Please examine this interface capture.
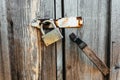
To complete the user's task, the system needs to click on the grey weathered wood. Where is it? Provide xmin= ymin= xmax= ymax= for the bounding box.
xmin=0 ymin=0 xmax=12 ymax=80
xmin=0 ymin=0 xmax=60 ymax=80
xmin=56 ymin=0 xmax=63 ymax=80
xmin=7 ymin=0 xmax=41 ymax=80
xmin=0 ymin=23 xmax=4 ymax=80
xmin=110 ymin=0 xmax=120 ymax=79
xmin=8 ymin=0 xmax=57 ymax=80
xmin=0 ymin=0 xmax=115 ymax=80
xmin=0 ymin=41 xmax=3 ymax=80
xmin=39 ymin=0 xmax=56 ymax=80
xmin=64 ymin=0 xmax=108 ymax=80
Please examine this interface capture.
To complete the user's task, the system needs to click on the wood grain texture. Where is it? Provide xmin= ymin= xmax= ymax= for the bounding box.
xmin=0 ymin=0 xmax=115 ymax=80
xmin=0 ymin=0 xmax=61 ymax=80
xmin=39 ymin=0 xmax=56 ymax=80
xmin=7 ymin=0 xmax=41 ymax=80
xmin=7 ymin=0 xmax=57 ymax=80
xmin=64 ymin=0 xmax=109 ymax=80
xmin=55 ymin=0 xmax=63 ymax=80
xmin=110 ymin=0 xmax=120 ymax=79
xmin=0 ymin=0 xmax=12 ymax=80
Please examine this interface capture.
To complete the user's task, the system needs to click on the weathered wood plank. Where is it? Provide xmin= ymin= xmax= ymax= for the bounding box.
xmin=0 ymin=0 xmax=12 ymax=80
xmin=38 ymin=0 xmax=56 ymax=80
xmin=64 ymin=0 xmax=108 ymax=80
xmin=110 ymin=0 xmax=120 ymax=79
xmin=0 ymin=23 xmax=4 ymax=80
xmin=55 ymin=0 xmax=63 ymax=80
xmin=8 ymin=0 xmax=41 ymax=80
xmin=6 ymin=0 xmax=59 ymax=80
xmin=0 ymin=20 xmax=4 ymax=80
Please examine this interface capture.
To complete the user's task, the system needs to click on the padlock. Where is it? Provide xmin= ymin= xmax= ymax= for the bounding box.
xmin=40 ymin=20 xmax=63 ymax=46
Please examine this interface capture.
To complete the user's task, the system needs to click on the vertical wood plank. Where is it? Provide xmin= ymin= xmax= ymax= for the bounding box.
xmin=8 ymin=0 xmax=41 ymax=80
xmin=6 ymin=0 xmax=58 ymax=80
xmin=64 ymin=0 xmax=108 ymax=80
xmin=38 ymin=0 xmax=57 ymax=80
xmin=110 ymin=0 xmax=120 ymax=79
xmin=0 ymin=0 xmax=12 ymax=80
xmin=0 ymin=43 xmax=3 ymax=80
xmin=55 ymin=0 xmax=63 ymax=80
xmin=0 ymin=23 xmax=4 ymax=80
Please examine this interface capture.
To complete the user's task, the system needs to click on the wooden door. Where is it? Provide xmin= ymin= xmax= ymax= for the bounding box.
xmin=0 ymin=0 xmax=120 ymax=80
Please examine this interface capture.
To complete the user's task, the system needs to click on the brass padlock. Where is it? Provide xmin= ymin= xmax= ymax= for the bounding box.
xmin=40 ymin=20 xmax=63 ymax=46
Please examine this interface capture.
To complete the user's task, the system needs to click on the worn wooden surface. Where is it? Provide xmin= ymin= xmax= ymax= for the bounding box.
xmin=0 ymin=0 xmax=63 ymax=80
xmin=0 ymin=0 xmax=12 ymax=80
xmin=83 ymin=46 xmax=109 ymax=76
xmin=1 ymin=0 xmax=120 ymax=80
xmin=64 ymin=0 xmax=109 ymax=80
xmin=7 ymin=0 xmax=41 ymax=79
xmin=39 ymin=0 xmax=57 ymax=80
xmin=110 ymin=0 xmax=120 ymax=80
xmin=55 ymin=0 xmax=63 ymax=80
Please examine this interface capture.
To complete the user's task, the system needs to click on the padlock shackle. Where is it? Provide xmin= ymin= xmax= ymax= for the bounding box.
xmin=40 ymin=20 xmax=56 ymax=35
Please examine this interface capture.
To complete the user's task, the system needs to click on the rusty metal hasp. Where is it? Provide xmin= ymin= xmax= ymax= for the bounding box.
xmin=31 ymin=17 xmax=83 ymax=28
xmin=69 ymin=33 xmax=110 ymax=76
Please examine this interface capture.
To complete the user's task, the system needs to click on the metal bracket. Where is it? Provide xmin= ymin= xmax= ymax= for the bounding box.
xmin=69 ymin=33 xmax=110 ymax=76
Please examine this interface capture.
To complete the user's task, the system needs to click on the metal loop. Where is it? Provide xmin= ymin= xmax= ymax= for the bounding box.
xmin=40 ymin=20 xmax=57 ymax=35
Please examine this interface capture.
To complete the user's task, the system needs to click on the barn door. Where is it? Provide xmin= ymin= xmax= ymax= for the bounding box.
xmin=0 ymin=0 xmax=111 ymax=80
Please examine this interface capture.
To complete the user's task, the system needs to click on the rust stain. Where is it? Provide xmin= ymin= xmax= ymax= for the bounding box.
xmin=77 ymin=17 xmax=83 ymax=27
xmin=54 ymin=20 xmax=59 ymax=28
